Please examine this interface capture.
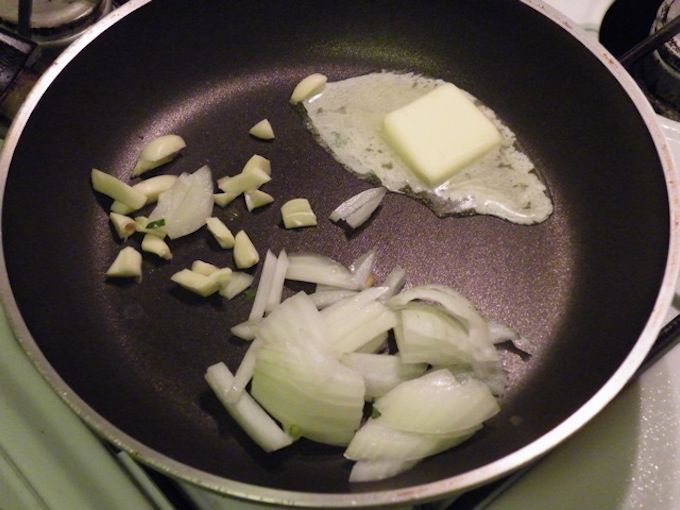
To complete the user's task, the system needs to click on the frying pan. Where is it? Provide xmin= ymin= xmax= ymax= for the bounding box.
xmin=1 ymin=0 xmax=679 ymax=507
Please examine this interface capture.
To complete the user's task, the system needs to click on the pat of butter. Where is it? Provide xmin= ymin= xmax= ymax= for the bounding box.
xmin=383 ymin=83 xmax=502 ymax=186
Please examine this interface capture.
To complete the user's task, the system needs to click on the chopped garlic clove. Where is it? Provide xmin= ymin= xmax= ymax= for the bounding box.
xmin=191 ymin=260 xmax=220 ymax=276
xmin=234 ymin=230 xmax=259 ymax=269
xmin=110 ymin=201 xmax=135 ymax=215
xmin=249 ymin=119 xmax=275 ymax=140
xmin=206 ymin=217 xmax=235 ymax=248
xmin=134 ymin=216 xmax=167 ymax=238
xmin=91 ymin=169 xmax=146 ymax=210
xmin=106 ymin=246 xmax=142 ymax=282
xmin=132 ymin=174 xmax=178 ymax=202
xmin=171 ymin=269 xmax=220 ymax=297
xmin=217 ymin=167 xmax=271 ymax=195
xmin=242 ymin=154 xmax=271 ymax=176
xmin=110 ymin=175 xmax=179 ymax=214
xmin=281 ymin=198 xmax=317 ymax=228
xmin=245 ymin=189 xmax=274 ymax=212
xmin=214 ymin=192 xmax=239 ymax=207
xmin=219 ymin=272 xmax=254 ymax=299
xmin=207 ymin=267 xmax=233 ymax=285
xmin=109 ymin=212 xmax=136 ymax=240
xmin=132 ymin=134 xmax=186 ymax=176
xmin=290 ymin=73 xmax=327 ymax=104
xmin=141 ymin=234 xmax=172 ymax=260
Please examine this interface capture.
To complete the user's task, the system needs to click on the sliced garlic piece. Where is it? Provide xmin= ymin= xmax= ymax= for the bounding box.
xmin=206 ymin=217 xmax=236 ymax=248
xmin=171 ymin=269 xmax=220 ymax=297
xmin=245 ymin=189 xmax=274 ymax=212
xmin=281 ymin=198 xmax=317 ymax=228
xmin=217 ymin=167 xmax=271 ymax=195
xmin=132 ymin=134 xmax=186 ymax=176
xmin=141 ymin=234 xmax=172 ymax=260
xmin=243 ymin=154 xmax=271 ymax=176
xmin=234 ymin=230 xmax=259 ymax=269
xmin=290 ymin=73 xmax=327 ymax=104
xmin=249 ymin=119 xmax=275 ymax=140
xmin=133 ymin=216 xmax=167 ymax=238
xmin=191 ymin=260 xmax=220 ymax=276
xmin=91 ymin=169 xmax=146 ymax=210
xmin=214 ymin=192 xmax=239 ymax=207
xmin=105 ymin=246 xmax=142 ymax=282
xmin=219 ymin=272 xmax=254 ymax=299
xmin=109 ymin=212 xmax=136 ymax=240
xmin=110 ymin=174 xmax=179 ymax=214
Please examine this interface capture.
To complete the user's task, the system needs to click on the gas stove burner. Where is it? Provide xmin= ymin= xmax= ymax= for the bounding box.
xmin=0 ymin=0 xmax=112 ymax=47
xmin=600 ymin=0 xmax=680 ymax=120
xmin=638 ymin=0 xmax=680 ymax=120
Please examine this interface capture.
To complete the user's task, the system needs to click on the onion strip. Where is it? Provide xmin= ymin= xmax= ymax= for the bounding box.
xmin=205 ymin=362 xmax=294 ymax=452
xmin=330 ymin=187 xmax=387 ymax=229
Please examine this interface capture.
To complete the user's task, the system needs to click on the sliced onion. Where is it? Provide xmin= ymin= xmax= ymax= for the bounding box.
xmin=345 ymin=419 xmax=479 ymax=462
xmin=349 ymin=459 xmax=419 ymax=483
xmin=349 ymin=249 xmax=376 ymax=289
xmin=355 ymin=332 xmax=388 ymax=354
xmin=252 ymin=293 xmax=365 ymax=445
xmin=148 ymin=165 xmax=214 ymax=239
xmin=388 ymin=285 xmax=497 ymax=365
xmin=373 ymin=369 xmax=500 ymax=435
xmin=378 ymin=266 xmax=406 ymax=302
xmin=205 ymin=362 xmax=294 ymax=452
xmin=230 ymin=319 xmax=260 ymax=341
xmin=321 ymin=287 xmax=396 ymax=353
xmin=489 ymin=320 xmax=536 ymax=355
xmin=341 ymin=353 xmax=427 ymax=399
xmin=225 ymin=339 xmax=262 ymax=403
xmin=309 ymin=289 xmax=358 ymax=309
xmin=249 ymin=250 xmax=278 ymax=321
xmin=394 ymin=302 xmax=491 ymax=366
xmin=330 ymin=187 xmax=387 ymax=229
xmin=285 ymin=253 xmax=361 ymax=290
xmin=264 ymin=249 xmax=288 ymax=313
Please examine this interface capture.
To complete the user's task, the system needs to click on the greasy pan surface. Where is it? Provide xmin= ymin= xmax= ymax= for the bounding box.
xmin=0 ymin=0 xmax=675 ymax=505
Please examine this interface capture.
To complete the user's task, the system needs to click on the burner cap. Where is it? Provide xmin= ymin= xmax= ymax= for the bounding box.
xmin=0 ymin=0 xmax=111 ymax=46
xmin=636 ymin=0 xmax=680 ymax=119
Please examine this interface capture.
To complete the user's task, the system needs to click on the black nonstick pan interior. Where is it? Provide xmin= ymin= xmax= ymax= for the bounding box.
xmin=0 ymin=0 xmax=673 ymax=504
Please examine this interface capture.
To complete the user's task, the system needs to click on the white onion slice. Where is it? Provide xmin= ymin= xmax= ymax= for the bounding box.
xmin=264 ymin=250 xmax=288 ymax=313
xmin=349 ymin=459 xmax=419 ymax=483
xmin=148 ymin=165 xmax=214 ymax=239
xmin=252 ymin=293 xmax=365 ymax=445
xmin=388 ymin=285 xmax=497 ymax=365
xmin=373 ymin=369 xmax=500 ymax=435
xmin=378 ymin=266 xmax=406 ymax=302
xmin=321 ymin=287 xmax=396 ymax=353
xmin=249 ymin=250 xmax=278 ymax=321
xmin=309 ymin=289 xmax=358 ymax=309
xmin=225 ymin=339 xmax=262 ymax=403
xmin=394 ymin=303 xmax=488 ymax=366
xmin=345 ymin=419 xmax=478 ymax=462
xmin=489 ymin=320 xmax=536 ymax=355
xmin=341 ymin=353 xmax=427 ymax=399
xmin=205 ymin=362 xmax=294 ymax=452
xmin=349 ymin=250 xmax=376 ymax=289
xmin=230 ymin=319 xmax=260 ymax=341
xmin=285 ymin=253 xmax=361 ymax=289
xmin=330 ymin=187 xmax=387 ymax=229
xmin=355 ymin=332 xmax=388 ymax=354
